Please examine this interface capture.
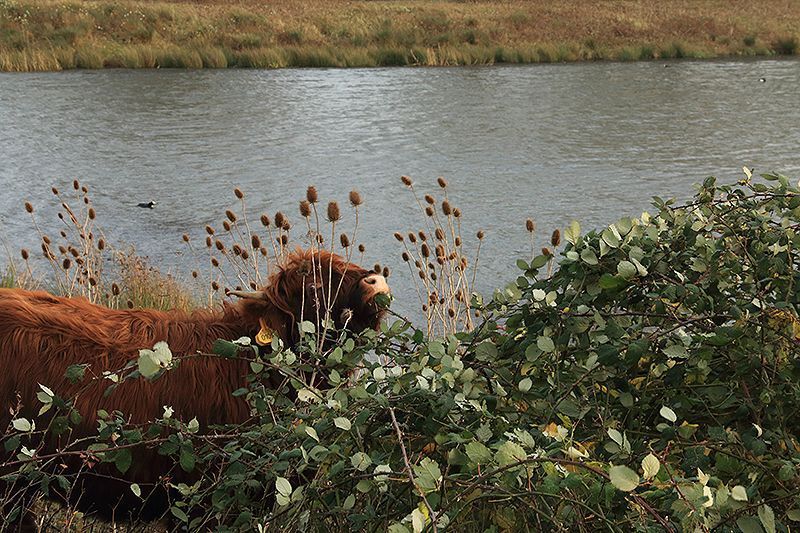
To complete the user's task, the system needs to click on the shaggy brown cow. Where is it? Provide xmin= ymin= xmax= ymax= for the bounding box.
xmin=0 ymin=248 xmax=389 ymax=529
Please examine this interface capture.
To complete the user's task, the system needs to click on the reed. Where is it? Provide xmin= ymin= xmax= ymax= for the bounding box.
xmin=1 ymin=0 xmax=798 ymax=71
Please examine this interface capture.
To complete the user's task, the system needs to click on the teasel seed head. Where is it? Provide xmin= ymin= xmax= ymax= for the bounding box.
xmin=453 ymin=208 xmax=461 ymax=218
xmin=455 ymin=236 xmax=462 ymax=246
xmin=225 ymin=210 xmax=237 ymax=223
xmin=435 ymin=228 xmax=445 ymax=240
xmin=435 ymin=244 xmax=445 ymax=257
xmin=340 ymin=233 xmax=350 ymax=248
xmin=437 ymin=177 xmax=448 ymax=189
xmin=306 ymin=186 xmax=318 ymax=204
xmin=424 ymin=194 xmax=435 ymax=205
xmin=211 ymin=281 xmax=219 ymax=291
xmin=401 ymin=175 xmax=413 ymax=187
xmin=127 ymin=300 xmax=134 ymax=309
xmin=58 ymin=245 xmax=67 ymax=255
xmin=88 ymin=277 xmax=97 ymax=287
xmin=24 ymin=202 xmax=33 ymax=214
xmin=51 ymin=187 xmax=59 ymax=195
xmin=477 ymin=230 xmax=485 ymax=240
xmin=425 ymin=206 xmax=434 ymax=217
xmin=81 ymin=186 xmax=88 ymax=194
xmin=280 ymin=235 xmax=288 ymax=246
xmin=251 ymin=235 xmax=261 ymax=249
xmin=421 ymin=243 xmax=430 ymax=258
xmin=234 ymin=187 xmax=244 ymax=200
xmin=260 ymin=247 xmax=267 ymax=256
xmin=281 ymin=220 xmax=290 ymax=231
xmin=418 ymin=231 xmax=427 ymax=241
xmin=327 ymin=202 xmax=340 ymax=222
xmin=69 ymin=247 xmax=79 ymax=258
xmin=260 ymin=214 xmax=270 ymax=227
xmin=191 ymin=271 xmax=198 ymax=279
xmin=249 ymin=281 xmax=257 ymax=290
xmin=358 ymin=244 xmax=365 ymax=253
xmin=382 ymin=266 xmax=390 ymax=278
xmin=215 ymin=240 xmax=225 ymax=251
xmin=58 ymin=213 xmax=64 ymax=220
xmin=83 ymin=197 xmax=89 ymax=205
xmin=223 ymin=220 xmax=232 ymax=232
xmin=211 ymin=257 xmax=220 ymax=267
xmin=431 ymin=271 xmax=438 ymax=280
xmin=299 ymin=200 xmax=311 ymax=218
xmin=436 ymin=257 xmax=444 ymax=266
xmin=42 ymin=235 xmax=51 ymax=245
xmin=414 ymin=260 xmax=421 ymax=268
xmin=205 ymin=236 xmax=212 ymax=248
xmin=401 ymin=251 xmax=410 ymax=262
xmin=418 ymin=270 xmax=426 ymax=280
xmin=349 ymin=190 xmax=362 ymax=207
xmin=393 ymin=232 xmax=404 ymax=242
xmin=232 ymin=244 xmax=242 ymax=256
xmin=97 ymin=239 xmax=105 ymax=251
xmin=316 ymin=234 xmax=324 ymax=244
xmin=551 ymin=229 xmax=561 ymax=247
xmin=73 ymin=180 xmax=79 ymax=190
xmin=60 ymin=231 xmax=66 ymax=238
xmin=241 ymin=250 xmax=249 ymax=260
xmin=422 ymin=304 xmax=428 ymax=312
xmin=274 ymin=212 xmax=285 ymax=228
xmin=408 ymin=233 xmax=417 ymax=243
xmin=442 ymin=200 xmax=452 ymax=216
xmin=526 ymin=218 xmax=536 ymax=233
xmin=448 ymin=308 xmax=455 ymax=318
xmin=182 ymin=234 xmax=189 ymax=243
xmin=111 ymin=283 xmax=120 ymax=295
xmin=542 ymin=247 xmax=552 ymax=257
xmin=20 ymin=249 xmax=29 ymax=260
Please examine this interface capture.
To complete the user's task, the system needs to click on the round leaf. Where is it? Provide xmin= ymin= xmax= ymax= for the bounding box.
xmin=609 ymin=465 xmax=639 ymax=492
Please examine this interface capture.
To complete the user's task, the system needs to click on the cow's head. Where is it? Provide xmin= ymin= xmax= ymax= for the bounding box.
xmin=231 ymin=249 xmax=390 ymax=344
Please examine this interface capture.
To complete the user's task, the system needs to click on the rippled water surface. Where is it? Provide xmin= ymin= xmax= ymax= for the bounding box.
xmin=1 ymin=60 xmax=799 ymax=317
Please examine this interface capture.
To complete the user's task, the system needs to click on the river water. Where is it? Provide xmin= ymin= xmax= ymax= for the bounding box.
xmin=1 ymin=59 xmax=799 ymax=318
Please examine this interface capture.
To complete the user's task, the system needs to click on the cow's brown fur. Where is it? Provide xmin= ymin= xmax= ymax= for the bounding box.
xmin=0 ymin=249 xmax=385 ymax=527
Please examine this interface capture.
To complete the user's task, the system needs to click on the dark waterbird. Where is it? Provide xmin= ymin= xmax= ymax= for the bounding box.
xmin=136 ymin=200 xmax=156 ymax=209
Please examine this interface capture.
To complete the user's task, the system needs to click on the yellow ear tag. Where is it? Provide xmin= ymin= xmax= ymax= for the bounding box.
xmin=255 ymin=318 xmax=274 ymax=346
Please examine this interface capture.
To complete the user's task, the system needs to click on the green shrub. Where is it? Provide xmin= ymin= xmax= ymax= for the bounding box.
xmin=3 ymin=176 xmax=800 ymax=531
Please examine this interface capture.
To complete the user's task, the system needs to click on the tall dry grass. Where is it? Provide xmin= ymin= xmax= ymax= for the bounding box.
xmin=0 ymin=0 xmax=797 ymax=71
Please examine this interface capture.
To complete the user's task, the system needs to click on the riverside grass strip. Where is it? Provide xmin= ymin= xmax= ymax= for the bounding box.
xmin=0 ymin=0 xmax=798 ymax=71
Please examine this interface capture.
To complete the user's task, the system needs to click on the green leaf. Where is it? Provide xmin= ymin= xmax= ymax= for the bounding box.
xmin=465 ymin=441 xmax=492 ymax=464
xmin=663 ymin=344 xmax=688 ymax=359
xmin=130 ymin=483 xmax=142 ymax=498
xmin=334 ymin=417 xmax=352 ymax=431
xmin=617 ymin=260 xmax=637 ymax=279
xmin=496 ymin=440 xmax=527 ymax=466
xmin=601 ymin=228 xmax=621 ymax=248
xmin=186 ymin=417 xmax=199 ymax=434
xmin=641 ymin=453 xmax=660 ymax=480
xmin=731 ymin=485 xmax=748 ymax=501
xmin=179 ymin=446 xmax=195 ymax=472
xmin=565 ymin=220 xmax=581 ymax=245
xmin=115 ymin=448 xmax=132 ymax=474
xmin=343 ymin=494 xmax=356 ymax=510
xmin=300 ymin=321 xmax=316 ymax=334
xmin=518 ymin=377 xmax=532 ymax=393
xmin=758 ymin=504 xmax=775 ymax=533
xmin=531 ymin=255 xmax=549 ymax=269
xmin=170 ymin=506 xmax=188 ymax=523
xmin=580 ymin=248 xmax=599 ymax=265
xmin=412 ymin=458 xmax=441 ymax=493
xmin=516 ymin=259 xmax=529 ymax=270
xmin=12 ymin=418 xmax=31 ymax=432
xmin=305 ymin=426 xmax=320 ymax=442
xmin=609 ymin=465 xmax=639 ymax=492
xmin=736 ymin=516 xmax=763 ymax=533
xmin=659 ymin=406 xmax=677 ymax=423
xmin=787 ymin=509 xmax=800 ymax=521
xmin=351 ymin=452 xmax=372 ymax=471
xmin=275 ymin=477 xmax=292 ymax=497
xmin=537 ymin=336 xmax=555 ymax=353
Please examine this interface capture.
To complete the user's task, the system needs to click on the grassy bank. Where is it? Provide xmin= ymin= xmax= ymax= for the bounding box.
xmin=0 ymin=0 xmax=798 ymax=71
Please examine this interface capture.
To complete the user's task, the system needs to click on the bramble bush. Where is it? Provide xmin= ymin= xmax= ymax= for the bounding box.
xmin=3 ymin=174 xmax=800 ymax=532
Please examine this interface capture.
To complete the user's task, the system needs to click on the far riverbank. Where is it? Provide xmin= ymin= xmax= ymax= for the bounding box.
xmin=1 ymin=0 xmax=798 ymax=71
